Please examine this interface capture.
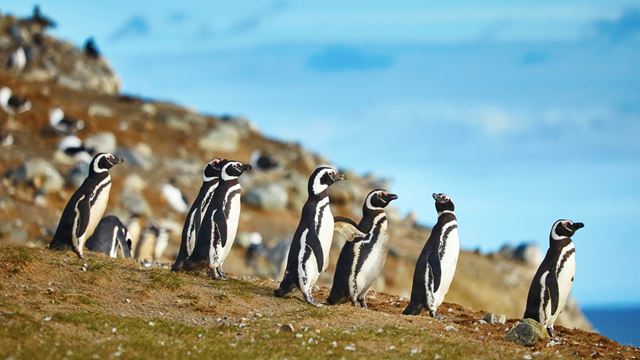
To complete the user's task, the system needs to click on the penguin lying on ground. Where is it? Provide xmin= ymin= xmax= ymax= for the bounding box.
xmin=184 ymin=160 xmax=252 ymax=279
xmin=85 ymin=216 xmax=133 ymax=258
xmin=327 ymin=189 xmax=398 ymax=308
xmin=274 ymin=166 xmax=345 ymax=306
xmin=172 ymin=159 xmax=223 ymax=271
xmin=524 ymin=219 xmax=584 ymax=338
xmin=49 ymin=107 xmax=85 ymax=135
xmin=404 ymin=193 xmax=460 ymax=319
xmin=49 ymin=153 xmax=123 ymax=259
xmin=5 ymin=47 xmax=27 ymax=72
xmin=162 ymin=178 xmax=189 ymax=214
xmin=0 ymin=87 xmax=31 ymax=115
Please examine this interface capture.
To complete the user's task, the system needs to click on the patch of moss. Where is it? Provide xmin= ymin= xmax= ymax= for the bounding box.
xmin=147 ymin=268 xmax=184 ymax=290
xmin=0 ymin=246 xmax=33 ymax=273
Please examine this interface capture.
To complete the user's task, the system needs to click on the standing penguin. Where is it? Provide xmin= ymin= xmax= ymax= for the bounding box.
xmin=274 ymin=166 xmax=345 ymax=306
xmin=85 ymin=216 xmax=133 ymax=258
xmin=172 ymin=158 xmax=222 ymax=271
xmin=184 ymin=160 xmax=252 ymax=279
xmin=49 ymin=153 xmax=123 ymax=259
xmin=327 ymin=189 xmax=398 ymax=307
xmin=403 ymin=193 xmax=460 ymax=318
xmin=524 ymin=219 xmax=584 ymax=337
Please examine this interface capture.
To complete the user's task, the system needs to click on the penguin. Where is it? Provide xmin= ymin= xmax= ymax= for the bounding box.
xmin=524 ymin=219 xmax=584 ymax=338
xmin=172 ymin=158 xmax=223 ymax=271
xmin=5 ymin=47 xmax=27 ymax=72
xmin=0 ymin=87 xmax=31 ymax=115
xmin=274 ymin=166 xmax=345 ymax=306
xmin=85 ymin=216 xmax=133 ymax=258
xmin=403 ymin=193 xmax=460 ymax=318
xmin=49 ymin=153 xmax=123 ymax=259
xmin=30 ymin=5 xmax=57 ymax=29
xmin=153 ymin=226 xmax=170 ymax=262
xmin=58 ymin=135 xmax=95 ymax=163
xmin=126 ymin=214 xmax=143 ymax=256
xmin=162 ymin=178 xmax=189 ymax=213
xmin=49 ymin=107 xmax=85 ymax=134
xmin=250 ymin=151 xmax=279 ymax=171
xmin=184 ymin=160 xmax=252 ymax=279
xmin=84 ymin=37 xmax=100 ymax=59
xmin=135 ymin=223 xmax=158 ymax=262
xmin=327 ymin=189 xmax=398 ymax=308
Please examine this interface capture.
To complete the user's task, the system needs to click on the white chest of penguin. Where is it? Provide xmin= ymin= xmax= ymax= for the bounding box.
xmin=86 ymin=178 xmax=112 ymax=237
xmin=316 ymin=197 xmax=334 ymax=271
xmin=222 ymin=184 xmax=242 ymax=259
xmin=352 ymin=215 xmax=389 ymax=290
xmin=554 ymin=243 xmax=576 ymax=318
xmin=434 ymin=222 xmax=460 ymax=304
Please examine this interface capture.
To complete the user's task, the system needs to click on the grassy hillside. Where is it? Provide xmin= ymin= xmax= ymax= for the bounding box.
xmin=1 ymin=246 xmax=637 ymax=359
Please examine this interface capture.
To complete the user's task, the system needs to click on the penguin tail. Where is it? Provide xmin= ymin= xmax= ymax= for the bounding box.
xmin=274 ymin=274 xmax=297 ymax=298
xmin=182 ymin=257 xmax=206 ymax=272
xmin=171 ymin=260 xmax=183 ymax=272
xmin=402 ymin=301 xmax=424 ymax=316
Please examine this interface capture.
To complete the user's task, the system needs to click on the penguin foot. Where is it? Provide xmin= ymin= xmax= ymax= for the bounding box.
xmin=304 ymin=293 xmax=324 ymax=307
xmin=216 ymin=267 xmax=228 ymax=281
xmin=429 ymin=310 xmax=444 ymax=321
xmin=547 ymin=326 xmax=556 ymax=339
xmin=357 ymin=299 xmax=368 ymax=308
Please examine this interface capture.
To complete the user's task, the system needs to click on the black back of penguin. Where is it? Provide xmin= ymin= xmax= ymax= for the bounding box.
xmin=327 ymin=189 xmax=397 ymax=305
xmin=85 ymin=216 xmax=132 ymax=258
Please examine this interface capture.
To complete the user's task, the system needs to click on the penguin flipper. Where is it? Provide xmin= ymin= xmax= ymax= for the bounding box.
xmin=334 ymin=217 xmax=366 ymax=243
xmin=74 ymin=195 xmax=91 ymax=240
xmin=214 ymin=210 xmax=228 ymax=248
xmin=428 ymin=250 xmax=442 ymax=292
xmin=306 ymin=228 xmax=324 ymax=272
xmin=546 ymin=271 xmax=560 ymax=315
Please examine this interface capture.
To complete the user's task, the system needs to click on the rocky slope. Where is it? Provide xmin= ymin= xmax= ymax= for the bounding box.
xmin=0 ymin=11 xmax=590 ymax=333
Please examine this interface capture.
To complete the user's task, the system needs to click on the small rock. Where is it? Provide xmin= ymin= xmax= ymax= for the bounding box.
xmin=505 ymin=318 xmax=547 ymax=346
xmin=116 ymin=143 xmax=155 ymax=170
xmin=444 ymin=325 xmax=457 ymax=332
xmin=7 ymin=159 xmax=64 ymax=194
xmin=88 ymin=103 xmax=114 ymax=118
xmin=330 ymin=341 xmax=337 ymax=348
xmin=85 ymin=132 xmax=117 ymax=153
xmin=279 ymin=323 xmax=294 ymax=333
xmin=328 ymin=180 xmax=357 ymax=205
xmin=245 ymin=184 xmax=288 ymax=210
xmin=43 ymin=316 xmax=52 ymax=322
xmin=119 ymin=189 xmax=152 ymax=217
xmin=523 ymin=355 xmax=532 ymax=360
xmin=11 ymin=229 xmax=28 ymax=242
xmin=344 ymin=343 xmax=356 ymax=351
xmin=141 ymin=103 xmax=157 ymax=116
xmin=483 ymin=313 xmax=507 ymax=325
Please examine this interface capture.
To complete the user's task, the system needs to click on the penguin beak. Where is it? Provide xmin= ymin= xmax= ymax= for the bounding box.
xmin=332 ymin=172 xmax=346 ymax=182
xmin=432 ymin=193 xmax=439 ymax=201
xmin=571 ymin=222 xmax=584 ymax=231
xmin=112 ymin=157 xmax=124 ymax=165
xmin=387 ymin=193 xmax=398 ymax=202
xmin=242 ymin=163 xmax=252 ymax=172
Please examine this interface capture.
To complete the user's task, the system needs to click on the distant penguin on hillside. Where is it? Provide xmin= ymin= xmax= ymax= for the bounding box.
xmin=49 ymin=107 xmax=85 ymax=134
xmin=135 ymin=223 xmax=158 ymax=262
xmin=57 ymin=135 xmax=95 ymax=163
xmin=84 ymin=37 xmax=100 ymax=59
xmin=5 ymin=47 xmax=27 ymax=72
xmin=85 ymin=216 xmax=133 ymax=258
xmin=172 ymin=158 xmax=222 ymax=271
xmin=327 ymin=189 xmax=398 ymax=308
xmin=403 ymin=193 xmax=460 ymax=319
xmin=524 ymin=219 xmax=584 ymax=338
xmin=274 ymin=166 xmax=345 ymax=306
xmin=49 ymin=153 xmax=123 ymax=259
xmin=184 ymin=160 xmax=252 ymax=279
xmin=30 ymin=5 xmax=57 ymax=29
xmin=0 ymin=87 xmax=31 ymax=115
xmin=162 ymin=178 xmax=189 ymax=214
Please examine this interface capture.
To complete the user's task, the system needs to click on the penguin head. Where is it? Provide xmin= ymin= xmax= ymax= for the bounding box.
xmin=433 ymin=193 xmax=455 ymax=213
xmin=308 ymin=165 xmax=345 ymax=196
xmin=551 ymin=219 xmax=584 ymax=240
xmin=89 ymin=153 xmax=123 ymax=175
xmin=202 ymin=158 xmax=223 ymax=182
xmin=365 ymin=189 xmax=398 ymax=211
xmin=220 ymin=160 xmax=252 ymax=181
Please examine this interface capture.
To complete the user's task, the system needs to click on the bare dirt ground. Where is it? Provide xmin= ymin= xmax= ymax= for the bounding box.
xmin=1 ymin=246 xmax=638 ymax=359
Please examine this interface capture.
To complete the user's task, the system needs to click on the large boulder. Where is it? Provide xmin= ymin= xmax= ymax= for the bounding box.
xmin=7 ymin=159 xmax=64 ymax=194
xmin=198 ymin=124 xmax=243 ymax=153
xmin=85 ymin=132 xmax=117 ymax=154
xmin=245 ymin=184 xmax=288 ymax=210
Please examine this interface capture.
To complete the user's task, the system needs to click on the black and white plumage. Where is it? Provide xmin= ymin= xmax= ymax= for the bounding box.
xmin=274 ymin=166 xmax=346 ymax=306
xmin=184 ymin=160 xmax=252 ymax=279
xmin=327 ymin=189 xmax=398 ymax=308
xmin=172 ymin=159 xmax=223 ymax=271
xmin=85 ymin=216 xmax=133 ymax=258
xmin=5 ymin=47 xmax=27 ymax=72
xmin=162 ymin=179 xmax=189 ymax=214
xmin=250 ymin=151 xmax=279 ymax=171
xmin=524 ymin=219 xmax=584 ymax=338
xmin=0 ymin=87 xmax=31 ymax=115
xmin=49 ymin=107 xmax=85 ymax=134
xmin=49 ymin=153 xmax=123 ymax=259
xmin=404 ymin=193 xmax=460 ymax=318
xmin=58 ymin=135 xmax=95 ymax=163
xmin=84 ymin=37 xmax=100 ymax=59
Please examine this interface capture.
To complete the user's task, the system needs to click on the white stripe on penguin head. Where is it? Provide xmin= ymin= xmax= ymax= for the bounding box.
xmin=312 ymin=167 xmax=333 ymax=195
xmin=221 ymin=161 xmax=240 ymax=181
xmin=93 ymin=153 xmax=109 ymax=174
xmin=365 ymin=191 xmax=384 ymax=210
xmin=550 ymin=220 xmax=567 ymax=241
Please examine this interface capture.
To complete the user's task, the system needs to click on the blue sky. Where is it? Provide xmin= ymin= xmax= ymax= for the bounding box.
xmin=3 ymin=1 xmax=640 ymax=305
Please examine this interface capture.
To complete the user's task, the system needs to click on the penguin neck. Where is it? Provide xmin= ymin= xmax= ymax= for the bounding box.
xmin=87 ymin=170 xmax=110 ymax=182
xmin=549 ymin=236 xmax=572 ymax=248
xmin=309 ymin=189 xmax=328 ymax=202
xmin=437 ymin=210 xmax=456 ymax=217
xmin=360 ymin=207 xmax=386 ymax=233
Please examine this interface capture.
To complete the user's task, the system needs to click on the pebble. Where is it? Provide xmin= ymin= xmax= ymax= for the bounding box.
xmin=444 ymin=325 xmax=457 ymax=332
xmin=344 ymin=344 xmax=356 ymax=351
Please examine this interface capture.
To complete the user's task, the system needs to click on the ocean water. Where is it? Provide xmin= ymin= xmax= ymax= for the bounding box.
xmin=583 ymin=306 xmax=640 ymax=347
